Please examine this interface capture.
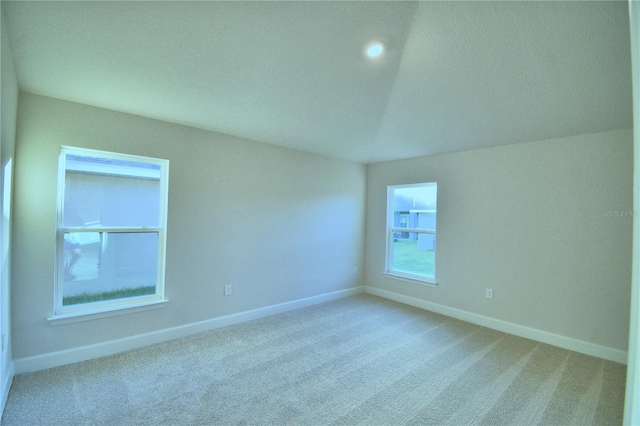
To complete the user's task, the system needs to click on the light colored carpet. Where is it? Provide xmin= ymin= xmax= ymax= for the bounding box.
xmin=1 ymin=294 xmax=627 ymax=425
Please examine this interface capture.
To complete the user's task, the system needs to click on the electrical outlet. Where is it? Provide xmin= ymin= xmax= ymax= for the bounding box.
xmin=486 ymin=288 xmax=494 ymax=299
xmin=224 ymin=285 xmax=232 ymax=296
xmin=353 ymin=267 xmax=358 ymax=275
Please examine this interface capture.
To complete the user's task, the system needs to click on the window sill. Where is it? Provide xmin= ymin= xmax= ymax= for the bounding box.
xmin=383 ymin=272 xmax=437 ymax=288
xmin=48 ymin=299 xmax=169 ymax=326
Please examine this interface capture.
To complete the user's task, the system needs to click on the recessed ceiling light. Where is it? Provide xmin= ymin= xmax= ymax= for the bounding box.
xmin=366 ymin=41 xmax=385 ymax=58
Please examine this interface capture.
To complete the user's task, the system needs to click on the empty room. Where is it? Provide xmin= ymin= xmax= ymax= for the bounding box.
xmin=1 ymin=1 xmax=638 ymax=425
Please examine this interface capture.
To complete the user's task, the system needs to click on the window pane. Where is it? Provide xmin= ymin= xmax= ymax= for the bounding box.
xmin=63 ymin=154 xmax=161 ymax=227
xmin=392 ymin=185 xmax=437 ymax=230
xmin=387 ymin=182 xmax=437 ymax=281
xmin=61 ymin=232 xmax=158 ymax=306
xmin=391 ymin=232 xmax=435 ymax=277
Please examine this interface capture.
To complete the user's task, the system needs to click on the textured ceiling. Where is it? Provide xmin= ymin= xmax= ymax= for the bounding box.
xmin=3 ymin=1 xmax=633 ymax=164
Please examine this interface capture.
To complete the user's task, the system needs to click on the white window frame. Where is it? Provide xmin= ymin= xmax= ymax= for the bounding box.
xmin=52 ymin=146 xmax=169 ymax=320
xmin=385 ymin=182 xmax=437 ymax=285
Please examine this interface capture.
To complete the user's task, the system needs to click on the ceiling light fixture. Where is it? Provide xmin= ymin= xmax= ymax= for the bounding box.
xmin=366 ymin=41 xmax=385 ymax=58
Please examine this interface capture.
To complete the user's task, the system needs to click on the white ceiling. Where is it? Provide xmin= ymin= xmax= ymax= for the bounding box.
xmin=3 ymin=1 xmax=633 ymax=164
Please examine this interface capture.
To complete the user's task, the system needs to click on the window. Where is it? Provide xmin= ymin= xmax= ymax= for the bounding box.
xmin=54 ymin=147 xmax=169 ymax=318
xmin=386 ymin=182 xmax=437 ymax=284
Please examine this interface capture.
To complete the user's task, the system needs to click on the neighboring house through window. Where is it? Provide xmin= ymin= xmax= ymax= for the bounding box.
xmin=386 ymin=182 xmax=437 ymax=284
xmin=53 ymin=147 xmax=169 ymax=319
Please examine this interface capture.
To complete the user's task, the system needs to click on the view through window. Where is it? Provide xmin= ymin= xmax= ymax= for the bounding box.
xmin=386 ymin=182 xmax=437 ymax=283
xmin=55 ymin=147 xmax=169 ymax=316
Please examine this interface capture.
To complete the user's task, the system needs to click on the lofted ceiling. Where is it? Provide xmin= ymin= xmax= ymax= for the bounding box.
xmin=2 ymin=1 xmax=633 ymax=164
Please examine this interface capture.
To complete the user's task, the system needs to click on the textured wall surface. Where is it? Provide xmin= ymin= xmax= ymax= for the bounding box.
xmin=12 ymin=93 xmax=366 ymax=359
xmin=365 ymin=129 xmax=633 ymax=352
xmin=1 ymin=2 xmax=19 ymax=407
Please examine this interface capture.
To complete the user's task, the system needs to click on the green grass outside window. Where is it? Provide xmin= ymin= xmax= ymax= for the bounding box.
xmin=63 ymin=285 xmax=156 ymax=306
xmin=392 ymin=240 xmax=435 ymax=277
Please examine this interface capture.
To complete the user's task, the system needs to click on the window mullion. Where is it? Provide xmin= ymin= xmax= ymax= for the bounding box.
xmin=59 ymin=227 xmax=161 ymax=233
xmin=389 ymin=227 xmax=435 ymax=234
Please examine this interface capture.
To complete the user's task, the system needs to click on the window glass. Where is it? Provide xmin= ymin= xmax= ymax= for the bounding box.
xmin=63 ymin=154 xmax=161 ymax=227
xmin=55 ymin=147 xmax=168 ymax=316
xmin=386 ymin=183 xmax=437 ymax=283
xmin=62 ymin=232 xmax=158 ymax=306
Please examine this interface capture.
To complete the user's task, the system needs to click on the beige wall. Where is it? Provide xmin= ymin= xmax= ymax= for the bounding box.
xmin=12 ymin=93 xmax=366 ymax=359
xmin=1 ymin=3 xmax=19 ymax=407
xmin=9 ymin=92 xmax=634 ymax=363
xmin=624 ymin=1 xmax=639 ymax=422
xmin=365 ymin=129 xmax=633 ymax=352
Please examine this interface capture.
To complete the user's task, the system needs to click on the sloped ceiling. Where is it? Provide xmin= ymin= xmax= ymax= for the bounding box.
xmin=3 ymin=1 xmax=633 ymax=164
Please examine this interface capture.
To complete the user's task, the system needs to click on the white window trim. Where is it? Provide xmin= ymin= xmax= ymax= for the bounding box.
xmin=385 ymin=182 xmax=437 ymax=285
xmin=383 ymin=272 xmax=437 ymax=287
xmin=48 ymin=299 xmax=169 ymax=326
xmin=53 ymin=146 xmax=169 ymax=319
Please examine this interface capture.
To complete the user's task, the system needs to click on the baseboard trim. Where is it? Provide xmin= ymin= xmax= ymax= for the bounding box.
xmin=364 ymin=286 xmax=628 ymax=364
xmin=14 ymin=286 xmax=365 ymax=374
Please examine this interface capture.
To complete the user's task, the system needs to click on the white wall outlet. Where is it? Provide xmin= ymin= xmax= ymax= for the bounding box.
xmin=353 ymin=267 xmax=358 ymax=275
xmin=486 ymin=288 xmax=494 ymax=299
xmin=224 ymin=285 xmax=232 ymax=296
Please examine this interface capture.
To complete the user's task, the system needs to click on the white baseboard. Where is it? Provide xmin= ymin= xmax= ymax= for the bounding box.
xmin=15 ymin=284 xmax=623 ymax=374
xmin=364 ymin=286 xmax=628 ymax=364
xmin=14 ymin=286 xmax=365 ymax=374
xmin=1 ymin=361 xmax=14 ymax=414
